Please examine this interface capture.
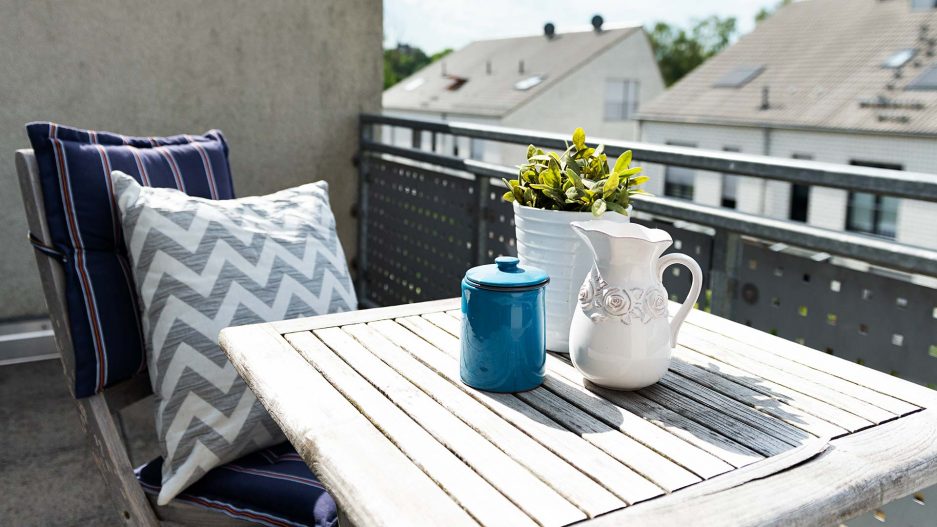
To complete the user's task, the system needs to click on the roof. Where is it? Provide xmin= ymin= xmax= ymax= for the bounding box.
xmin=382 ymin=26 xmax=642 ymax=118
xmin=638 ymin=0 xmax=937 ymax=137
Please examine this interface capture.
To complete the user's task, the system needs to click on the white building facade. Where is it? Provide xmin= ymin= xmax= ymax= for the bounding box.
xmin=383 ymin=23 xmax=664 ymax=166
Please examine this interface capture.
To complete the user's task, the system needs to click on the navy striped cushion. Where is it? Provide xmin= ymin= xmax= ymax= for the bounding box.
xmin=136 ymin=442 xmax=337 ymax=527
xmin=26 ymin=123 xmax=235 ymax=397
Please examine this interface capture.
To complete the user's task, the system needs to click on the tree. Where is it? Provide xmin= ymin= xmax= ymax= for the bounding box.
xmin=646 ymin=15 xmax=738 ymax=86
xmin=383 ymin=44 xmax=452 ymax=89
xmin=756 ymin=0 xmax=793 ymax=24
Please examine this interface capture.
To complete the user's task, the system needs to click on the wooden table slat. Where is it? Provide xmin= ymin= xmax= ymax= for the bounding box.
xmin=669 ymin=357 xmax=850 ymax=438
xmin=679 ymin=329 xmax=900 ymax=424
xmin=684 ymin=308 xmax=936 ymax=409
xmin=442 ymin=312 xmax=766 ymax=469
xmin=418 ymin=314 xmax=728 ymax=486
xmin=283 ymin=331 xmax=538 ymax=527
xmin=363 ymin=320 xmax=664 ymax=506
xmin=657 ymin=372 xmax=816 ymax=445
xmin=218 ymin=324 xmax=478 ymax=527
xmin=674 ymin=347 xmax=873 ymax=433
xmin=683 ymin=324 xmax=918 ymax=417
xmin=312 ymin=327 xmax=587 ymax=527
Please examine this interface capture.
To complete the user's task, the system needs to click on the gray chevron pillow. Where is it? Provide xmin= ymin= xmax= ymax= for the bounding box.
xmin=112 ymin=171 xmax=357 ymax=504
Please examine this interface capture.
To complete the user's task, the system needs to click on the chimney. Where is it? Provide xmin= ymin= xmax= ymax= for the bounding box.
xmin=518 ymin=60 xmax=525 ymax=74
xmin=544 ymin=22 xmax=556 ymax=39
xmin=591 ymin=15 xmax=604 ymax=33
xmin=486 ymin=60 xmax=492 ymax=75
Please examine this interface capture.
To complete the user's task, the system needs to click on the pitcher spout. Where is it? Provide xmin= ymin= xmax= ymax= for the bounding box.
xmin=570 ymin=220 xmax=672 ymax=272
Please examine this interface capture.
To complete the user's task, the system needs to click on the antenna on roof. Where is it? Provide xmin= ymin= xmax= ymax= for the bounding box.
xmin=544 ymin=23 xmax=556 ymax=39
xmin=591 ymin=15 xmax=604 ymax=33
xmin=760 ymin=86 xmax=771 ymax=111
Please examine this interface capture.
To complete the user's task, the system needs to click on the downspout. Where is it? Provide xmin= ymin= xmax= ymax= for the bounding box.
xmin=760 ymin=126 xmax=772 ymax=214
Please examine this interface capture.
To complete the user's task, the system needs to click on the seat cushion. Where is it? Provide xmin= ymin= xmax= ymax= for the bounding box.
xmin=112 ymin=173 xmax=357 ymax=503
xmin=137 ymin=442 xmax=338 ymax=527
xmin=25 ymin=122 xmax=235 ymax=397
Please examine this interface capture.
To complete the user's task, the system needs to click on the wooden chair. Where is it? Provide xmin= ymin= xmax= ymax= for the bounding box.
xmin=16 ymin=149 xmax=255 ymax=527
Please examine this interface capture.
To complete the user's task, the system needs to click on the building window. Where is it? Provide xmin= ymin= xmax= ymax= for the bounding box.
xmin=722 ymin=147 xmax=740 ymax=209
xmin=664 ymin=141 xmax=696 ymax=200
xmin=789 ymin=154 xmax=813 ymax=222
xmin=846 ymin=160 xmax=902 ymax=238
xmin=604 ymin=79 xmax=640 ymax=121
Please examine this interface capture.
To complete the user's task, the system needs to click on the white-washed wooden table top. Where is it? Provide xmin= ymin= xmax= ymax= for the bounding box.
xmin=219 ymin=298 xmax=937 ymax=527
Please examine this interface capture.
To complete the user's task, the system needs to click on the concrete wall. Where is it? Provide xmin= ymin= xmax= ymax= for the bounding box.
xmin=641 ymin=120 xmax=937 ymax=250
xmin=0 ymin=0 xmax=383 ymax=320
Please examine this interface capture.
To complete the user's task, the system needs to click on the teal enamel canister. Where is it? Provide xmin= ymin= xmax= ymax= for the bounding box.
xmin=460 ymin=256 xmax=548 ymax=393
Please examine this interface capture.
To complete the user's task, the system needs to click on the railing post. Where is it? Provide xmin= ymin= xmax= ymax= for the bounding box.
xmin=473 ymin=175 xmax=490 ymax=266
xmin=709 ymin=230 xmax=741 ymax=319
xmin=356 ymin=121 xmax=372 ymax=305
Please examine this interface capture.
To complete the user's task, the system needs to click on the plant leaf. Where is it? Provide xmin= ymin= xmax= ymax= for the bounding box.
xmin=603 ymin=171 xmax=620 ymax=198
xmin=526 ymin=145 xmax=536 ymax=159
xmin=572 ymin=127 xmax=586 ymax=150
xmin=503 ymin=190 xmax=515 ymax=202
xmin=592 ymin=198 xmax=607 ymax=216
xmin=630 ymin=175 xmax=649 ymax=185
xmin=607 ymin=201 xmax=628 ymax=215
xmin=565 ymin=167 xmax=584 ymax=190
xmin=613 ymin=150 xmax=633 ymax=174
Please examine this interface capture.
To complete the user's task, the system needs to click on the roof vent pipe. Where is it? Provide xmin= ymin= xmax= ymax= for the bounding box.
xmin=592 ymin=15 xmax=604 ymax=32
xmin=760 ymin=86 xmax=771 ymax=110
xmin=486 ymin=60 xmax=492 ymax=75
xmin=519 ymin=60 xmax=525 ymax=74
xmin=544 ymin=23 xmax=556 ymax=39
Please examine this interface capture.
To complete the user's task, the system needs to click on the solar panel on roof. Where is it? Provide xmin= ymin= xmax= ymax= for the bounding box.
xmin=882 ymin=48 xmax=917 ymax=69
xmin=906 ymin=65 xmax=937 ymax=90
xmin=713 ymin=65 xmax=764 ymax=88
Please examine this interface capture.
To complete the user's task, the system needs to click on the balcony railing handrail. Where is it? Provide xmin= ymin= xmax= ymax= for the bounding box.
xmin=360 ymin=133 xmax=937 ymax=278
xmin=362 ymin=113 xmax=937 ymax=203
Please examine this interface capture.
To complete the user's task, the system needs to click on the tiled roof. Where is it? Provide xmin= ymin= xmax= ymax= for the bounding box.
xmin=638 ymin=0 xmax=937 ymax=136
xmin=383 ymin=26 xmax=641 ymax=117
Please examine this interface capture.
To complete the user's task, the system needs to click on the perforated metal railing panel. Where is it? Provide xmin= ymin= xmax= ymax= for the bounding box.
xmin=362 ymin=157 xmax=476 ymax=306
xmin=735 ymin=240 xmax=937 ymax=387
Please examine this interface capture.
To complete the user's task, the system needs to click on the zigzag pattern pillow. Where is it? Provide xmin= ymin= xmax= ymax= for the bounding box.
xmin=112 ymin=172 xmax=356 ymax=504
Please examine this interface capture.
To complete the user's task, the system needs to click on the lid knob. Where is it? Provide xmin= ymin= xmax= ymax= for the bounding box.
xmin=495 ymin=256 xmax=520 ymax=272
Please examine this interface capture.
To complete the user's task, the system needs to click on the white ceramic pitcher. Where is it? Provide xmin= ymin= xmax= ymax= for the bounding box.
xmin=568 ymin=220 xmax=702 ymax=390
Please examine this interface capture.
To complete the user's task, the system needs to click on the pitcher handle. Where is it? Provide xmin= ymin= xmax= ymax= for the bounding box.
xmin=656 ymin=253 xmax=703 ymax=348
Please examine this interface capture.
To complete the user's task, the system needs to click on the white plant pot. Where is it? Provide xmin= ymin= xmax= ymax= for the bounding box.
xmin=513 ymin=201 xmax=630 ymax=353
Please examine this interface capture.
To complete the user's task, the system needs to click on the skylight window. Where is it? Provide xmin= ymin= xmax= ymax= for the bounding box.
xmin=882 ymin=49 xmax=917 ymax=69
xmin=911 ymin=0 xmax=937 ymax=11
xmin=906 ymin=65 xmax=937 ymax=91
xmin=403 ymin=78 xmax=425 ymax=91
xmin=514 ymin=75 xmax=545 ymax=91
xmin=713 ymin=65 xmax=764 ymax=88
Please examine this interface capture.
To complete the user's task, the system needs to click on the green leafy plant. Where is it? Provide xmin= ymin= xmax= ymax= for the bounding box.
xmin=502 ymin=127 xmax=649 ymax=216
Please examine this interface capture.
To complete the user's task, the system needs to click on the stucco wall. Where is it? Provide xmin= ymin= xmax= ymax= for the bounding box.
xmin=641 ymin=121 xmax=937 ymax=250
xmin=503 ymin=30 xmax=665 ymax=145
xmin=0 ymin=0 xmax=383 ymax=320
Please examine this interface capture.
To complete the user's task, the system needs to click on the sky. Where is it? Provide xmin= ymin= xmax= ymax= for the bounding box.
xmin=384 ymin=0 xmax=781 ymax=54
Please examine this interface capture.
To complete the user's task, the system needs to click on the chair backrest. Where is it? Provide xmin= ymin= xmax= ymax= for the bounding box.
xmin=14 ymin=149 xmax=152 ymax=407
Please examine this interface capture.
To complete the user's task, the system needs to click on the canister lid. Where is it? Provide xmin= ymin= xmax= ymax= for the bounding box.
xmin=465 ymin=256 xmax=549 ymax=289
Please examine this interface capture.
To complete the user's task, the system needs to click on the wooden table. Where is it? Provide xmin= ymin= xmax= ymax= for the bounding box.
xmin=219 ymin=298 xmax=937 ymax=527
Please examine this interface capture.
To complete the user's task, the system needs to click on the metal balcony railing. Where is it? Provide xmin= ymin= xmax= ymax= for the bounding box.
xmin=355 ymin=113 xmax=937 ymax=390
